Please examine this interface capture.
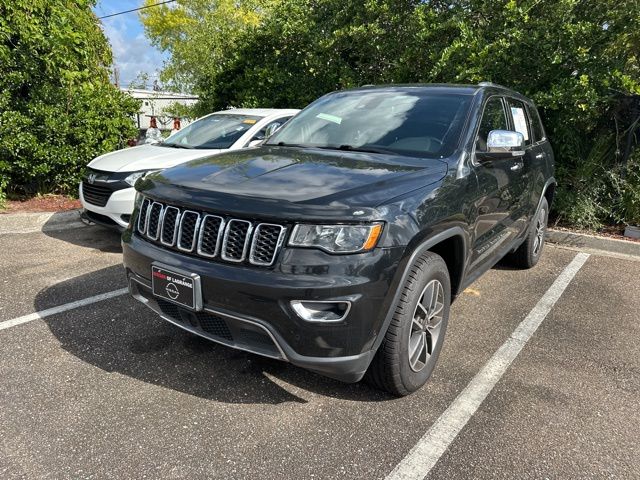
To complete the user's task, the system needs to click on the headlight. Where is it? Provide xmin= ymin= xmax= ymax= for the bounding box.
xmin=124 ymin=171 xmax=147 ymax=186
xmin=289 ymin=223 xmax=383 ymax=253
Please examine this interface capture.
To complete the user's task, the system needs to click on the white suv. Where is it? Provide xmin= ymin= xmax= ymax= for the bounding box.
xmin=80 ymin=108 xmax=299 ymax=230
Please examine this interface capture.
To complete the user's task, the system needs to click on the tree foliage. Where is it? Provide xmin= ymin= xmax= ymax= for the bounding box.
xmin=140 ymin=0 xmax=273 ymax=93
xmin=150 ymin=1 xmax=639 ymax=227
xmin=0 ymin=0 xmax=140 ymax=200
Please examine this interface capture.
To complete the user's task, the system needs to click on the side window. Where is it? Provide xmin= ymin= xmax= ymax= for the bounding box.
xmin=528 ymin=105 xmax=546 ymax=142
xmin=248 ymin=117 xmax=291 ymax=143
xmin=506 ymin=99 xmax=532 ymax=145
xmin=476 ymin=97 xmax=508 ymax=152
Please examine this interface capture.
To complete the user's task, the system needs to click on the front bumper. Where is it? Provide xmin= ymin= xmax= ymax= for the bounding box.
xmin=122 ymin=232 xmax=405 ymax=382
xmin=79 ymin=183 xmax=136 ymax=229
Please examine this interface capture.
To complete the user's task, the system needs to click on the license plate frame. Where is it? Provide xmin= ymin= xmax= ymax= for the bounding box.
xmin=151 ymin=263 xmax=203 ymax=311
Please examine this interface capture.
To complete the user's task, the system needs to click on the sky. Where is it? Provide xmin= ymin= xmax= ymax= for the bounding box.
xmin=93 ymin=1 xmax=167 ymax=88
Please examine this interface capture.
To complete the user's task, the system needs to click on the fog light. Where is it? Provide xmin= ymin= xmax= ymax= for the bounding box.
xmin=290 ymin=300 xmax=351 ymax=322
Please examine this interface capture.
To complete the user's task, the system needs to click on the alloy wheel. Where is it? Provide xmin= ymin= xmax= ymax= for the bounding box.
xmin=408 ymin=279 xmax=444 ymax=372
xmin=533 ymin=207 xmax=547 ymax=256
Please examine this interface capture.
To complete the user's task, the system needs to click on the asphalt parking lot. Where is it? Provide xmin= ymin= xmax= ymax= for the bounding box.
xmin=1 ymin=224 xmax=639 ymax=479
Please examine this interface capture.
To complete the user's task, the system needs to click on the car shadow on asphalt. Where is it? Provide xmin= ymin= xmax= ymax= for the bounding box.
xmin=43 ymin=223 xmax=123 ymax=253
xmin=36 ymin=265 xmax=393 ymax=405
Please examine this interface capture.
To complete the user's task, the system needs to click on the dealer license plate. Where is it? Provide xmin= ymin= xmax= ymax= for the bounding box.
xmin=151 ymin=264 xmax=202 ymax=310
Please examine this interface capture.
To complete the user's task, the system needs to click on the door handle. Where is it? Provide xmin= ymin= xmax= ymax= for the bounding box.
xmin=510 ymin=162 xmax=523 ymax=171
xmin=535 ymin=153 xmax=545 ymax=159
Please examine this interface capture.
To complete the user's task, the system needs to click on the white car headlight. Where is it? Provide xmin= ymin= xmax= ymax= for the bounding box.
xmin=124 ymin=171 xmax=147 ymax=186
xmin=125 ymin=170 xmax=161 ymax=187
xmin=289 ymin=223 xmax=383 ymax=253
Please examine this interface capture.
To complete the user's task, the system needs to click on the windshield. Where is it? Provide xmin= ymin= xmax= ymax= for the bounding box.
xmin=267 ymin=90 xmax=472 ymax=158
xmin=159 ymin=114 xmax=262 ymax=149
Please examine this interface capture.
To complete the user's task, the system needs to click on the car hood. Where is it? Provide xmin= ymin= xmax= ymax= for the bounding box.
xmin=87 ymin=144 xmax=224 ymax=173
xmin=139 ymin=146 xmax=448 ymax=220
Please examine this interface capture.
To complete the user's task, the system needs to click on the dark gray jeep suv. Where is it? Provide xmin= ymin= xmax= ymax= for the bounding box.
xmin=122 ymin=83 xmax=555 ymax=396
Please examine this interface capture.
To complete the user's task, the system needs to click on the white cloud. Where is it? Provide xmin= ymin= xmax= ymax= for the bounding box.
xmin=100 ymin=17 xmax=167 ymax=87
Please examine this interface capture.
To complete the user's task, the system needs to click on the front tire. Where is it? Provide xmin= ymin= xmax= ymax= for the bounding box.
xmin=366 ymin=251 xmax=451 ymax=396
xmin=507 ymin=197 xmax=549 ymax=269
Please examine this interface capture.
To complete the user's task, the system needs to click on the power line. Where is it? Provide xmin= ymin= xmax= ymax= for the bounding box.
xmin=97 ymin=0 xmax=177 ymax=20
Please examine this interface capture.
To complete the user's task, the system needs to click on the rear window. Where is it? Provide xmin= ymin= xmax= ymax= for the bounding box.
xmin=528 ymin=105 xmax=546 ymax=142
xmin=506 ymin=98 xmax=532 ymax=145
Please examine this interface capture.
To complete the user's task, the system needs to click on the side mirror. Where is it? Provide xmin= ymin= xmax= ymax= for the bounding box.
xmin=248 ymin=139 xmax=263 ymax=147
xmin=478 ymin=130 xmax=525 ymax=162
xmin=264 ymin=122 xmax=282 ymax=139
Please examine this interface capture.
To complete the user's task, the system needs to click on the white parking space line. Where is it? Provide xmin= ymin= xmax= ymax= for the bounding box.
xmin=0 ymin=288 xmax=129 ymax=332
xmin=386 ymin=252 xmax=590 ymax=480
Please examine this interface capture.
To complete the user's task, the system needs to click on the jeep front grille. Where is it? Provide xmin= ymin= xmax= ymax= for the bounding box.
xmin=136 ymin=197 xmax=286 ymax=267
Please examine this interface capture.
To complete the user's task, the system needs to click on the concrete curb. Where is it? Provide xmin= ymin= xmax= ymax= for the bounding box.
xmin=0 ymin=209 xmax=86 ymax=234
xmin=546 ymin=228 xmax=640 ymax=258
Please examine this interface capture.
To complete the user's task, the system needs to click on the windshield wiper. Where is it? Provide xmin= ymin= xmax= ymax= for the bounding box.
xmin=160 ymin=142 xmax=194 ymax=149
xmin=273 ymin=142 xmax=313 ymax=148
xmin=274 ymin=142 xmax=396 ymax=155
xmin=318 ymin=144 xmax=397 ymax=155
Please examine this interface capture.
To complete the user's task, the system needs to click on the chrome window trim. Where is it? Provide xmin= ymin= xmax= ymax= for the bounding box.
xmin=177 ymin=210 xmax=201 ymax=252
xmin=221 ymin=219 xmax=254 ymax=263
xmin=196 ymin=214 xmax=225 ymax=258
xmin=137 ymin=197 xmax=151 ymax=234
xmin=160 ymin=206 xmax=181 ymax=247
xmin=146 ymin=202 xmax=164 ymax=240
xmin=249 ymin=223 xmax=286 ymax=266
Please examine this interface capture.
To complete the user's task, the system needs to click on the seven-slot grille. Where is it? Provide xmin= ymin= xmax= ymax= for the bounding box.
xmin=137 ymin=197 xmax=285 ymax=267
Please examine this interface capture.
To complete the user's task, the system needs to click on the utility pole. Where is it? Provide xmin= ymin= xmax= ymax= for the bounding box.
xmin=113 ymin=66 xmax=120 ymax=88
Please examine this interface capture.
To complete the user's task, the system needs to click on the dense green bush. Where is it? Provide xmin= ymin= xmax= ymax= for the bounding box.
xmin=0 ymin=1 xmax=139 ymax=200
xmin=145 ymin=0 xmax=640 ymax=228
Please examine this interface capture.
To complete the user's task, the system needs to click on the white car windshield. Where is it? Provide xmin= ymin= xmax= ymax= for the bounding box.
xmin=159 ymin=114 xmax=262 ymax=150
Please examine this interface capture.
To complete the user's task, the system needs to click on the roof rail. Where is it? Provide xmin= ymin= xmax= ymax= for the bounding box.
xmin=478 ymin=81 xmax=509 ymax=89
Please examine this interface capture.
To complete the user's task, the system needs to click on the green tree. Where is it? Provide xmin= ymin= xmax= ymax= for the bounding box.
xmin=144 ymin=0 xmax=640 ymax=228
xmin=0 ymin=0 xmax=140 ymax=201
xmin=140 ymin=0 xmax=274 ymax=94
xmin=195 ymin=0 xmax=430 ymax=112
xmin=129 ymin=72 xmax=152 ymax=90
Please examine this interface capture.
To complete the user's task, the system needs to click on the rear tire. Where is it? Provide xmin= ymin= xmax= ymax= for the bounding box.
xmin=507 ymin=197 xmax=549 ymax=269
xmin=366 ymin=251 xmax=451 ymax=396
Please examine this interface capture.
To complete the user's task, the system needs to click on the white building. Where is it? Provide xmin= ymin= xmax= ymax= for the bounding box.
xmin=122 ymin=88 xmax=199 ymax=132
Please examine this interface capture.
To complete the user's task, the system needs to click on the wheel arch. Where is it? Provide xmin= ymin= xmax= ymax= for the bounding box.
xmin=543 ymin=179 xmax=556 ymax=208
xmin=539 ymin=177 xmax=556 ymax=212
xmin=370 ymin=227 xmax=468 ymax=357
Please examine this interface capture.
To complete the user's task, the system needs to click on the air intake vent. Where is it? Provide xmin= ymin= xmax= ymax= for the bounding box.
xmin=137 ymin=198 xmax=151 ymax=234
xmin=82 ymin=182 xmax=112 ymax=207
xmin=222 ymin=219 xmax=252 ymax=262
xmin=197 ymin=215 xmax=224 ymax=257
xmin=177 ymin=211 xmax=200 ymax=252
xmin=250 ymin=224 xmax=286 ymax=266
xmin=160 ymin=206 xmax=180 ymax=246
xmin=147 ymin=202 xmax=163 ymax=240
